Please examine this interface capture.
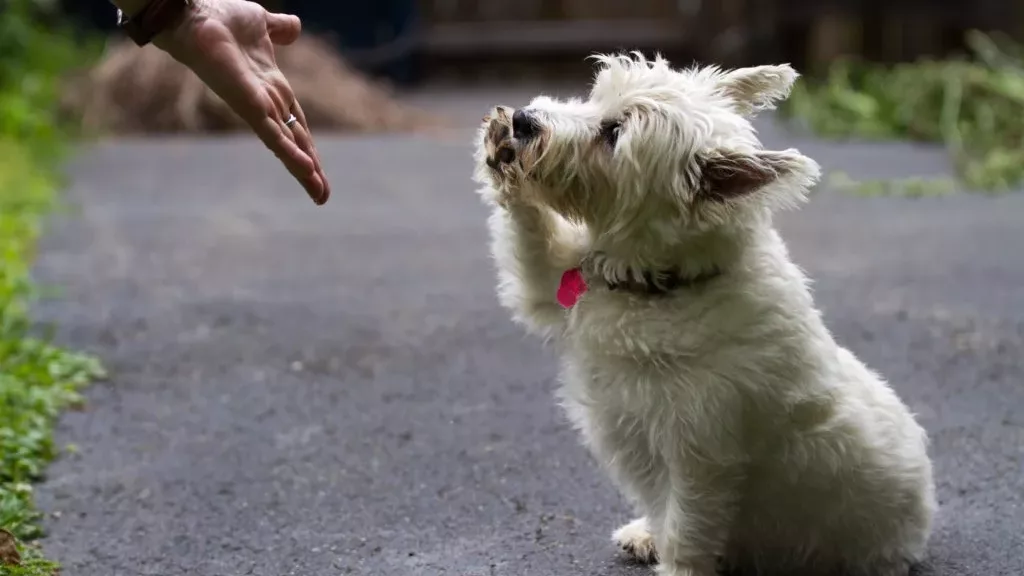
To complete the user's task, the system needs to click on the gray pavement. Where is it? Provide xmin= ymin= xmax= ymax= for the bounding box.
xmin=33 ymin=89 xmax=1024 ymax=576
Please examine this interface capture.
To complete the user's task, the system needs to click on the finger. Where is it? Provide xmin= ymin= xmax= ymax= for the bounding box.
xmin=279 ymin=113 xmax=328 ymax=205
xmin=282 ymin=119 xmax=325 ymax=204
xmin=254 ymin=115 xmax=325 ymax=203
xmin=266 ymin=12 xmax=302 ymax=46
xmin=266 ymin=75 xmax=330 ymax=205
xmin=288 ymin=100 xmax=331 ymax=204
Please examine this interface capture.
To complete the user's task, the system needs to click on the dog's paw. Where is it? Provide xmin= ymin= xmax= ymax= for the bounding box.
xmin=483 ymin=107 xmax=517 ymax=173
xmin=613 ymin=517 xmax=658 ymax=564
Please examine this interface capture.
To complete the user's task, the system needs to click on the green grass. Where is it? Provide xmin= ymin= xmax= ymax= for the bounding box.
xmin=780 ymin=30 xmax=1024 ymax=194
xmin=0 ymin=2 xmax=105 ymax=575
xmin=0 ymin=139 xmax=106 ymax=576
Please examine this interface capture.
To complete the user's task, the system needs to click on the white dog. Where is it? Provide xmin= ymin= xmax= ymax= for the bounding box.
xmin=473 ymin=53 xmax=936 ymax=576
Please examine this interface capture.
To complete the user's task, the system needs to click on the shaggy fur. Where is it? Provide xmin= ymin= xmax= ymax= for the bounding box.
xmin=473 ymin=53 xmax=937 ymax=576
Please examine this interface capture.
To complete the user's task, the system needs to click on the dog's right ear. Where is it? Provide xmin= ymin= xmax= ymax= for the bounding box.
xmin=717 ymin=64 xmax=798 ymax=116
xmin=697 ymin=147 xmax=821 ymax=208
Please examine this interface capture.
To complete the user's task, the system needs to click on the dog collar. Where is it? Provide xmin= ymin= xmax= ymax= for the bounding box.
xmin=557 ymin=267 xmax=722 ymax=309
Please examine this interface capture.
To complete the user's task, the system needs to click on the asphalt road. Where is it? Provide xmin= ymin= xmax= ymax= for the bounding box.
xmin=33 ymin=89 xmax=1024 ymax=576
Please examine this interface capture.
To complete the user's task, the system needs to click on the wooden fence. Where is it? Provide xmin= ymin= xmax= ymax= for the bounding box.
xmin=420 ymin=0 xmax=696 ymax=56
xmin=417 ymin=0 xmax=1024 ymax=78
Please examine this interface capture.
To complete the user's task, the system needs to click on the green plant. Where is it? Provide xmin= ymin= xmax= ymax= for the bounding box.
xmin=0 ymin=2 xmax=104 ymax=575
xmin=781 ymin=30 xmax=1024 ymax=193
xmin=4 ymin=1 xmax=103 ymax=151
xmin=0 ymin=139 xmax=105 ymax=573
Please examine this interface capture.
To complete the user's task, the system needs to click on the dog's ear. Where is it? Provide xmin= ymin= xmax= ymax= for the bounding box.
xmin=717 ymin=64 xmax=798 ymax=115
xmin=698 ymin=148 xmax=820 ymax=207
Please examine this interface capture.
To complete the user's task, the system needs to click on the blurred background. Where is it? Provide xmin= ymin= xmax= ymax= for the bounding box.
xmin=54 ymin=0 xmax=1024 ymax=84
xmin=30 ymin=0 xmax=1023 ymax=192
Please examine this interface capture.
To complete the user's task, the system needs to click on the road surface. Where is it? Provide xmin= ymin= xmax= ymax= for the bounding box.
xmin=34 ymin=88 xmax=1024 ymax=576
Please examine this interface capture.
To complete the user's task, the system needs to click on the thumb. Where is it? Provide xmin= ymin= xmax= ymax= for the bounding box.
xmin=266 ymin=12 xmax=302 ymax=45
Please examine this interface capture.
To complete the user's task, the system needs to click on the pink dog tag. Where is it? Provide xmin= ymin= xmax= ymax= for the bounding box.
xmin=557 ymin=268 xmax=588 ymax=308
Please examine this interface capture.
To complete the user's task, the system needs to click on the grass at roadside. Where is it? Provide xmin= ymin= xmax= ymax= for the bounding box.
xmin=0 ymin=2 xmax=105 ymax=574
xmin=780 ymin=30 xmax=1024 ymax=195
xmin=0 ymin=141 xmax=106 ymax=576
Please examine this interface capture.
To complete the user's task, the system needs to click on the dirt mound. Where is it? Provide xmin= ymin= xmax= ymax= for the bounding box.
xmin=62 ymin=35 xmax=442 ymax=135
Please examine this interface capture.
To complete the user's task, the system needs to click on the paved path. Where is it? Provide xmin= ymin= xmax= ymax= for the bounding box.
xmin=34 ymin=89 xmax=1024 ymax=576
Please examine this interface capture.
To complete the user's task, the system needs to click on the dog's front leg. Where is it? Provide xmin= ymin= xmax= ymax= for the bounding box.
xmin=653 ymin=458 xmax=743 ymax=576
xmin=487 ymin=201 xmax=586 ymax=339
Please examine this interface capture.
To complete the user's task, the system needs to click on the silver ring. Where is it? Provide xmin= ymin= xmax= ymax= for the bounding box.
xmin=284 ymin=114 xmax=298 ymax=128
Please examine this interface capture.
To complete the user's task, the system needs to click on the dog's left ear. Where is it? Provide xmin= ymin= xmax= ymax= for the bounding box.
xmin=717 ymin=64 xmax=798 ymax=116
xmin=698 ymin=148 xmax=821 ymax=207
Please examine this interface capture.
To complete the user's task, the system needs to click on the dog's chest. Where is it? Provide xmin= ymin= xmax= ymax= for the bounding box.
xmin=557 ymin=292 xmax=765 ymax=419
xmin=554 ymin=348 xmax=702 ymax=469
xmin=563 ymin=290 xmax=709 ymax=358
xmin=558 ymin=315 xmax=703 ymax=421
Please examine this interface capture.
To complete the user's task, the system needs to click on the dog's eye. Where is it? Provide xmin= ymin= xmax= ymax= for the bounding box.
xmin=599 ymin=120 xmax=622 ymax=146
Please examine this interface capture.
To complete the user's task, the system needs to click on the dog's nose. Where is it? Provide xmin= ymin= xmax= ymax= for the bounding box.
xmin=512 ymin=109 xmax=540 ymax=140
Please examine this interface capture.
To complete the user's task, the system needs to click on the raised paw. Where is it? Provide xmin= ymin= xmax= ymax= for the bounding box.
xmin=483 ymin=106 xmax=517 ymax=171
xmin=613 ymin=517 xmax=658 ymax=564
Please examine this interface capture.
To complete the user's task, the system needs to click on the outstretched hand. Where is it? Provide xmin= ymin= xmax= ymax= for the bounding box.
xmin=156 ymin=0 xmax=330 ymax=204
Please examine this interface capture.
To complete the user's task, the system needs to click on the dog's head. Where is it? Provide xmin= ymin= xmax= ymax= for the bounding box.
xmin=475 ymin=53 xmax=820 ymax=253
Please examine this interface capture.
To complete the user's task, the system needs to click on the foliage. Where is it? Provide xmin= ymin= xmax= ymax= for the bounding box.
xmin=0 ymin=2 xmax=105 ymax=575
xmin=781 ymin=30 xmax=1024 ymax=193
xmin=825 ymin=171 xmax=957 ymax=198
xmin=0 ymin=142 xmax=105 ymax=543
xmin=0 ymin=0 xmax=101 ymax=158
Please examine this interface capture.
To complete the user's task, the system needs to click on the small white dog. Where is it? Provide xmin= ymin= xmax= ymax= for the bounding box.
xmin=473 ymin=53 xmax=936 ymax=576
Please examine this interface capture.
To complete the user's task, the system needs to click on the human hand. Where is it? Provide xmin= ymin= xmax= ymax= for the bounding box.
xmin=155 ymin=0 xmax=330 ymax=204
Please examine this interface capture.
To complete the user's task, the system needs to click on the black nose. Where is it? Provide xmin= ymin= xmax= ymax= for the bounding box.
xmin=512 ymin=109 xmax=539 ymax=140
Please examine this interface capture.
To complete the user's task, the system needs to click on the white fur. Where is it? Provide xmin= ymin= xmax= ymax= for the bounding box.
xmin=473 ymin=53 xmax=936 ymax=576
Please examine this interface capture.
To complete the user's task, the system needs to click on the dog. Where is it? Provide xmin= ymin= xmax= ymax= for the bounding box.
xmin=473 ymin=53 xmax=937 ymax=576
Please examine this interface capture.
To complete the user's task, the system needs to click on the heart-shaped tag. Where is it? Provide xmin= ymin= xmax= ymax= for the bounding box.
xmin=557 ymin=268 xmax=588 ymax=309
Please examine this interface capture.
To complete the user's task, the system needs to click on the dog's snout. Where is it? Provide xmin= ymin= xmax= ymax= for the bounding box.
xmin=512 ymin=109 xmax=539 ymax=140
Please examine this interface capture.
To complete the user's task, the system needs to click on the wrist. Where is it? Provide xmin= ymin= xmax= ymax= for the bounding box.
xmin=111 ymin=0 xmax=151 ymax=17
xmin=151 ymin=0 xmax=205 ymax=55
xmin=114 ymin=0 xmax=203 ymax=49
